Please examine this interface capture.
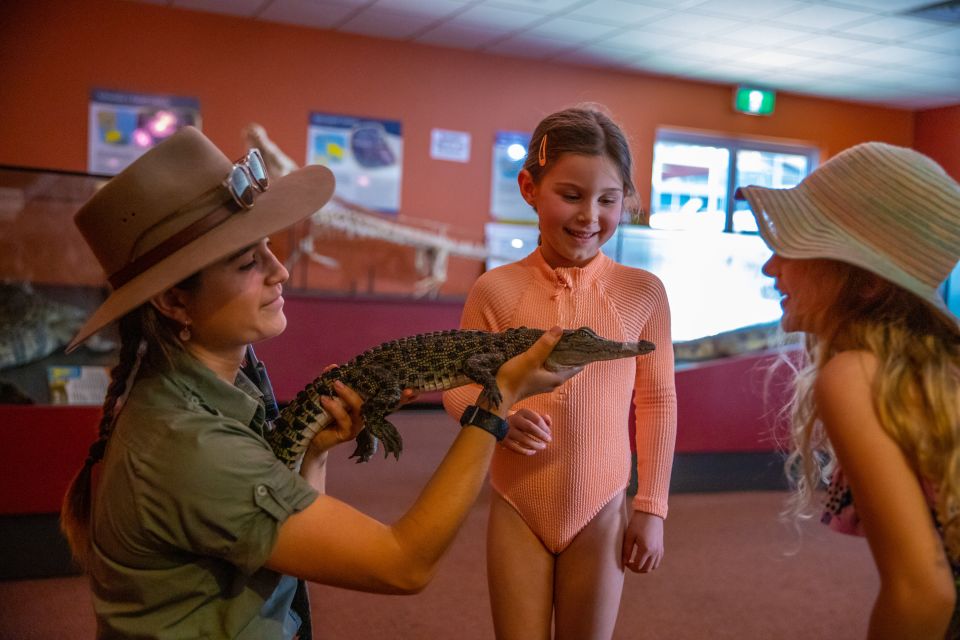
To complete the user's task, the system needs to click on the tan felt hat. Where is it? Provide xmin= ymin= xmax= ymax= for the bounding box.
xmin=68 ymin=126 xmax=334 ymax=351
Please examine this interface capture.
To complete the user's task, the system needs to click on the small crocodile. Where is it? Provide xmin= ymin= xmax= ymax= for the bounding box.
xmin=268 ymin=326 xmax=654 ymax=468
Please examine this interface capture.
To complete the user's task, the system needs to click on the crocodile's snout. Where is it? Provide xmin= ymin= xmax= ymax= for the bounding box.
xmin=544 ymin=327 xmax=656 ymax=370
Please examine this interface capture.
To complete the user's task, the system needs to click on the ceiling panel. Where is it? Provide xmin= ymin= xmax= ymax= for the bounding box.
xmin=567 ymin=1 xmax=671 ymax=27
xmin=338 ymin=8 xmax=439 ymax=39
xmin=415 ymin=21 xmax=504 ymax=48
xmin=137 ymin=0 xmax=960 ymax=109
xmin=528 ymin=16 xmax=622 ymax=42
xmin=374 ymin=0 xmax=471 ymax=18
xmin=840 ymin=15 xmax=949 ymax=40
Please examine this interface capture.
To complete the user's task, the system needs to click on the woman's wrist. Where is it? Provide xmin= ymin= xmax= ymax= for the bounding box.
xmin=304 ymin=439 xmax=334 ymax=463
xmin=460 ymin=404 xmax=509 ymax=441
xmin=299 ymin=446 xmax=329 ymax=489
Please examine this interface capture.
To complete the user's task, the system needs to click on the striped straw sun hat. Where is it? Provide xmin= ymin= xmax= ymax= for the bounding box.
xmin=737 ymin=142 xmax=960 ymax=328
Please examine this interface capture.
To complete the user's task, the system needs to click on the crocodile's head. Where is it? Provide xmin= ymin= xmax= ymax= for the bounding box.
xmin=544 ymin=327 xmax=655 ymax=371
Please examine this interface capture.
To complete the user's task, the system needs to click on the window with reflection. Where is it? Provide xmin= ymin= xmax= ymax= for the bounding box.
xmin=651 ymin=130 xmax=818 ymax=234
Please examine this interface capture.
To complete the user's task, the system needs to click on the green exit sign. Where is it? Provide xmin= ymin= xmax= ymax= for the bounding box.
xmin=734 ymin=86 xmax=776 ymax=116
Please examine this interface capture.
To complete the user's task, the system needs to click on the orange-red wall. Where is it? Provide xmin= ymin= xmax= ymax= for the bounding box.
xmin=915 ymin=105 xmax=960 ymax=181
xmin=1 ymin=0 xmax=954 ymax=295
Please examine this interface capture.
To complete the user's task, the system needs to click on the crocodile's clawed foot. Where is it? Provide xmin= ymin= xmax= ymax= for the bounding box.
xmin=479 ymin=386 xmax=503 ymax=409
xmin=350 ymin=429 xmax=377 ymax=463
xmin=370 ymin=417 xmax=403 ymax=460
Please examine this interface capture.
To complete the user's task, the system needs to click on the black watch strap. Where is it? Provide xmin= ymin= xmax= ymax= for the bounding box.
xmin=459 ymin=405 xmax=509 ymax=441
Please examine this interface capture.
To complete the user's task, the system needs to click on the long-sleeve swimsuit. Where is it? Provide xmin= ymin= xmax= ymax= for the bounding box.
xmin=88 ymin=350 xmax=318 ymax=639
xmin=443 ymin=248 xmax=677 ymax=553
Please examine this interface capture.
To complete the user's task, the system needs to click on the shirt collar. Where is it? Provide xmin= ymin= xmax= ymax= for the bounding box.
xmin=528 ymin=246 xmax=612 ymax=287
xmin=163 ymin=349 xmax=262 ymax=427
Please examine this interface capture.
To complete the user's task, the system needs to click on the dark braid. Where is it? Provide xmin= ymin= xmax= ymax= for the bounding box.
xmin=61 ymin=273 xmax=199 ymax=570
xmin=60 ymin=312 xmax=144 ymax=569
xmin=94 ymin=316 xmax=143 ymax=452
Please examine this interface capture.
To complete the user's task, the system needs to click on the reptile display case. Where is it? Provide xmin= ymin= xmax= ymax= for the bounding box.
xmin=0 ymin=164 xmax=111 ymax=578
xmin=0 ymin=165 xmax=115 ymax=405
xmin=0 ymin=164 xmax=482 ymax=406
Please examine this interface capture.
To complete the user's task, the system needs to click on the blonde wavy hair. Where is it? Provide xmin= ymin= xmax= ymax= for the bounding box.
xmin=779 ymin=260 xmax=960 ymax=560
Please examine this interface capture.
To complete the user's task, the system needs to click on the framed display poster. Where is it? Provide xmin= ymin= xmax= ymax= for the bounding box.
xmin=490 ymin=131 xmax=534 ymax=221
xmin=88 ymin=88 xmax=200 ymax=175
xmin=307 ymin=112 xmax=403 ymax=214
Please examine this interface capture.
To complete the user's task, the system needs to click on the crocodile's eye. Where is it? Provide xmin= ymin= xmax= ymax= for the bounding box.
xmin=576 ymin=327 xmax=597 ymax=338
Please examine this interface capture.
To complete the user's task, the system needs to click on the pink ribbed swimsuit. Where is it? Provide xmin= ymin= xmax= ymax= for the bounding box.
xmin=443 ymin=248 xmax=677 ymax=553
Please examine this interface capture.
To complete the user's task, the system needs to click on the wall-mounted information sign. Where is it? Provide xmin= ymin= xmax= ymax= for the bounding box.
xmin=88 ymin=89 xmax=200 ymax=175
xmin=307 ymin=112 xmax=403 ymax=214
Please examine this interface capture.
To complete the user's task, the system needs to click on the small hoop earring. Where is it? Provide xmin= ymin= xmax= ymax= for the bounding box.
xmin=179 ymin=324 xmax=192 ymax=342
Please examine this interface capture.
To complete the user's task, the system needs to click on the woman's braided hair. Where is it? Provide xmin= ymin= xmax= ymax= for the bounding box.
xmin=60 ymin=276 xmax=198 ymax=570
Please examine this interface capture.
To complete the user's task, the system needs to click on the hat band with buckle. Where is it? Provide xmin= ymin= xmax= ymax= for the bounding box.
xmin=108 ymin=149 xmax=269 ymax=289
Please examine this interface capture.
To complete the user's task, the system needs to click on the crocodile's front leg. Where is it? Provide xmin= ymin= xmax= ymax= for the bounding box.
xmin=350 ymin=404 xmax=405 ymax=463
xmin=347 ymin=366 xmax=405 ymax=462
xmin=351 ymin=429 xmax=377 ymax=463
xmin=364 ymin=388 xmax=405 ymax=459
xmin=462 ymin=352 xmax=507 ymax=408
xmin=359 ymin=413 xmax=403 ymax=461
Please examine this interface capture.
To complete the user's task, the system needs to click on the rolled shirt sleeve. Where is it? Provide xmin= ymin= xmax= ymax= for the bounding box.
xmin=131 ymin=411 xmax=317 ymax=575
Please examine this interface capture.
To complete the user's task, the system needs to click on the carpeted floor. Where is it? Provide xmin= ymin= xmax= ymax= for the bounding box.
xmin=0 ymin=411 xmax=877 ymax=639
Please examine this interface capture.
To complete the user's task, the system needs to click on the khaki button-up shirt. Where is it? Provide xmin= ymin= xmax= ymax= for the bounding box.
xmin=89 ymin=350 xmax=317 ymax=639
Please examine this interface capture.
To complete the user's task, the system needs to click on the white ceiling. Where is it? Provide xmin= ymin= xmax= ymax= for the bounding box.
xmin=135 ymin=0 xmax=960 ymax=109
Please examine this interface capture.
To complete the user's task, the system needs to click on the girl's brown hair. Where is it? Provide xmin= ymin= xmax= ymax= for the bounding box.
xmin=523 ymin=104 xmax=637 ymax=212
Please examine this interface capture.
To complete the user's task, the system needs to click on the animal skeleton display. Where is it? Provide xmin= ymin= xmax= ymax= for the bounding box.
xmin=243 ymin=123 xmax=489 ymax=298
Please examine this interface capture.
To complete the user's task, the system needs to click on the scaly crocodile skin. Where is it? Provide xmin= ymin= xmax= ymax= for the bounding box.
xmin=269 ymin=326 xmax=654 ymax=468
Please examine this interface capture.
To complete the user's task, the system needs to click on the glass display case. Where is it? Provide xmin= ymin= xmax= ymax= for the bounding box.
xmin=0 ymin=163 xmax=485 ymax=404
xmin=0 ymin=165 xmax=116 ymax=404
xmin=0 ymin=161 xmax=489 ymax=403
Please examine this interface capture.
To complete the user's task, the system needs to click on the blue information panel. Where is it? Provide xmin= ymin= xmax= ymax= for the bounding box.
xmin=307 ymin=112 xmax=403 ymax=214
xmin=88 ymin=88 xmax=200 ymax=175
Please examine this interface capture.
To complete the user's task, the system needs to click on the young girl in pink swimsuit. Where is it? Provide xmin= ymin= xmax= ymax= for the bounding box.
xmin=443 ymin=105 xmax=677 ymax=638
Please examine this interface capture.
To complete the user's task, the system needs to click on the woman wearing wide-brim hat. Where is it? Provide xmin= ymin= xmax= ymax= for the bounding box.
xmin=60 ymin=126 xmax=580 ymax=639
xmin=739 ymin=141 xmax=960 ymax=637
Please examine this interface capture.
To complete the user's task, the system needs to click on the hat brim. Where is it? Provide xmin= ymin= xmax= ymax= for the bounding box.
xmin=738 ymin=184 xmax=959 ymax=329
xmin=67 ymin=164 xmax=334 ymax=351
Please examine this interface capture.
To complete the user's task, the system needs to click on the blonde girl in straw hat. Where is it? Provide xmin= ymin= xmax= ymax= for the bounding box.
xmin=739 ymin=142 xmax=960 ymax=638
xmin=60 ymin=126 xmax=581 ymax=640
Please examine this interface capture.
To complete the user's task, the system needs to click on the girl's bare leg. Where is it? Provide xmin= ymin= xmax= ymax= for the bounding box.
xmin=554 ymin=492 xmax=628 ymax=640
xmin=487 ymin=492 xmax=555 ymax=640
